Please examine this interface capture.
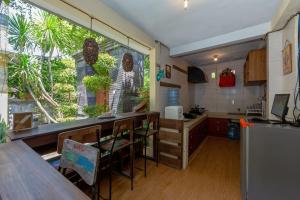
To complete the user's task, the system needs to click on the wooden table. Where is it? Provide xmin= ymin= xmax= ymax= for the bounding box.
xmin=8 ymin=112 xmax=154 ymax=148
xmin=0 ymin=141 xmax=90 ymax=200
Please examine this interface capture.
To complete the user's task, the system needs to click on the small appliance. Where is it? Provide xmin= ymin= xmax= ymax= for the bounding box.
xmin=165 ymin=106 xmax=184 ymax=120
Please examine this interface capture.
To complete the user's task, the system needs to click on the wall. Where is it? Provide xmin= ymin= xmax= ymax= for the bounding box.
xmin=189 ymin=59 xmax=264 ymax=113
xmin=267 ymin=15 xmax=299 ymax=120
xmin=157 ymin=44 xmax=190 ymax=116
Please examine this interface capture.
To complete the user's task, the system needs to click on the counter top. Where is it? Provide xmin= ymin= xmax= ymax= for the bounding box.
xmin=184 ymin=113 xmax=208 ymax=129
xmin=207 ymin=112 xmax=245 ymax=120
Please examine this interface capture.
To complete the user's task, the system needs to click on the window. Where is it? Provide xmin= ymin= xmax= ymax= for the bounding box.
xmin=4 ymin=0 xmax=149 ymax=126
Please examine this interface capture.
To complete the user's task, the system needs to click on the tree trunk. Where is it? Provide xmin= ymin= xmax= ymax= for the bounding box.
xmin=37 ymin=77 xmax=59 ymax=107
xmin=47 ymin=48 xmax=54 ymax=97
xmin=26 ymin=86 xmax=57 ymax=123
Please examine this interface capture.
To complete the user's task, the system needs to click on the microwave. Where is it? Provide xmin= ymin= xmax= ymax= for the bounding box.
xmin=165 ymin=106 xmax=184 ymax=120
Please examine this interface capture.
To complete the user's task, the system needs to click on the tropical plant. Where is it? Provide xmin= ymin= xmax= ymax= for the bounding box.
xmin=83 ymin=53 xmax=116 ymax=93
xmin=83 ymin=53 xmax=116 ymax=117
xmin=9 ymin=54 xmax=57 ymax=123
xmin=0 ymin=117 xmax=7 ymax=144
xmin=138 ymin=56 xmax=150 ymax=110
xmin=83 ymin=104 xmax=109 ymax=118
xmin=1 ymin=0 xmax=11 ymax=5
xmin=8 ymin=14 xmax=32 ymax=53
xmin=33 ymin=11 xmax=64 ymax=96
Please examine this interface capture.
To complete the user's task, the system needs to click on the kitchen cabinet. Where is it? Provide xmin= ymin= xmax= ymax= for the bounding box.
xmin=207 ymin=118 xmax=229 ymax=137
xmin=188 ymin=119 xmax=208 ymax=156
xmin=244 ymin=48 xmax=266 ymax=85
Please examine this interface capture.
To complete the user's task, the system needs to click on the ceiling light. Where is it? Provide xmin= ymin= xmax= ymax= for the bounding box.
xmin=184 ymin=0 xmax=188 ymax=9
xmin=213 ymin=55 xmax=218 ymax=62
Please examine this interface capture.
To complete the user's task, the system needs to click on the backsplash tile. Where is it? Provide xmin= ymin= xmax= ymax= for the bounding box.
xmin=190 ymin=59 xmax=264 ymax=113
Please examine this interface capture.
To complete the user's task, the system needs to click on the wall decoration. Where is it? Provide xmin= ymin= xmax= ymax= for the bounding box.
xmin=122 ymin=52 xmax=133 ymax=72
xmin=282 ymin=41 xmax=292 ymax=75
xmin=219 ymin=68 xmax=236 ymax=87
xmin=122 ymin=37 xmax=134 ymax=72
xmin=156 ymin=64 xmax=165 ymax=81
xmin=83 ymin=38 xmax=99 ymax=65
xmin=83 ymin=18 xmax=99 ymax=65
xmin=165 ymin=65 xmax=171 ymax=79
xmin=13 ymin=112 xmax=33 ymax=132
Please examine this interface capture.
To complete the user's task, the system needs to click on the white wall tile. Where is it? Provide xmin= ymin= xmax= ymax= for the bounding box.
xmin=190 ymin=59 xmax=264 ymax=113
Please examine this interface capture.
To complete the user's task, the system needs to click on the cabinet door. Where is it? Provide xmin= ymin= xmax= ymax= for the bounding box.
xmin=208 ymin=118 xmax=229 ymax=137
xmin=245 ymin=48 xmax=266 ymax=85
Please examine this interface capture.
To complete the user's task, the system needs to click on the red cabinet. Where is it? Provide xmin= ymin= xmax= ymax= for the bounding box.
xmin=207 ymin=118 xmax=229 ymax=137
xmin=188 ymin=119 xmax=208 ymax=156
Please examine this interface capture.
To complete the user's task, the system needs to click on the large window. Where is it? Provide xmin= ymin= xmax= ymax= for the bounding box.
xmin=1 ymin=0 xmax=149 ymax=126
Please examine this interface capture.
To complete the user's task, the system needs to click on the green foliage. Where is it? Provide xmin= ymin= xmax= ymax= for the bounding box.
xmin=51 ymin=59 xmax=78 ymax=117
xmin=83 ymin=53 xmax=116 ymax=94
xmin=83 ymin=75 xmax=112 ymax=94
xmin=93 ymin=53 xmax=117 ymax=75
xmin=34 ymin=11 xmax=63 ymax=53
xmin=83 ymin=104 xmax=109 ymax=118
xmin=3 ymin=0 xmax=11 ymax=5
xmin=138 ymin=56 xmax=150 ymax=110
xmin=8 ymin=14 xmax=32 ymax=52
xmin=9 ymin=54 xmax=37 ymax=85
xmin=0 ymin=118 xmax=8 ymax=144
xmin=58 ymin=103 xmax=78 ymax=118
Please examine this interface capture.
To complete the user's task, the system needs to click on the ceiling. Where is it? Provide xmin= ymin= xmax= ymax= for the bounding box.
xmin=102 ymin=0 xmax=281 ymax=53
xmin=181 ymin=39 xmax=266 ymax=66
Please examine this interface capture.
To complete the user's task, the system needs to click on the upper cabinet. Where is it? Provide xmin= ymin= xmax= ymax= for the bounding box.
xmin=244 ymin=48 xmax=266 ymax=85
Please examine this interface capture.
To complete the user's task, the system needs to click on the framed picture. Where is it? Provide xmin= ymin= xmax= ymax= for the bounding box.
xmin=13 ymin=112 xmax=33 ymax=132
xmin=282 ymin=42 xmax=292 ymax=75
xmin=165 ymin=65 xmax=171 ymax=79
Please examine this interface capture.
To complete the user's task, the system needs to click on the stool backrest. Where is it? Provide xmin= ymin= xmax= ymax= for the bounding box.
xmin=60 ymin=139 xmax=99 ymax=186
xmin=147 ymin=113 xmax=160 ymax=131
xmin=57 ymin=125 xmax=101 ymax=154
xmin=110 ymin=118 xmax=134 ymax=151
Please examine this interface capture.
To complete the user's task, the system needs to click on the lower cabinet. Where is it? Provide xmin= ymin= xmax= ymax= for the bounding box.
xmin=207 ymin=118 xmax=229 ymax=137
xmin=188 ymin=119 xmax=208 ymax=156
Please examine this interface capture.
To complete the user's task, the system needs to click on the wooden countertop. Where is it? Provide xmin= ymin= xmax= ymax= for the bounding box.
xmin=184 ymin=112 xmax=245 ymax=130
xmin=0 ymin=141 xmax=90 ymax=200
xmin=184 ymin=113 xmax=208 ymax=129
xmin=207 ymin=112 xmax=245 ymax=120
xmin=8 ymin=112 xmax=154 ymax=141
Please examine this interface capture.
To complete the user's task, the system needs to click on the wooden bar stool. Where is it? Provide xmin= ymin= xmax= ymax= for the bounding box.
xmin=100 ymin=118 xmax=134 ymax=200
xmin=57 ymin=126 xmax=102 ymax=199
xmin=59 ymin=139 xmax=100 ymax=200
xmin=134 ymin=112 xmax=160 ymax=177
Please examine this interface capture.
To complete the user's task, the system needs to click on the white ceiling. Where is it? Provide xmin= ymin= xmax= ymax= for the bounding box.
xmin=102 ymin=0 xmax=281 ymax=55
xmin=181 ymin=39 xmax=266 ymax=66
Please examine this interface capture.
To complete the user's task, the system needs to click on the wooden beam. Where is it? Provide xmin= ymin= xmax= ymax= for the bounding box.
xmin=173 ymin=65 xmax=187 ymax=74
xmin=160 ymin=82 xmax=181 ymax=89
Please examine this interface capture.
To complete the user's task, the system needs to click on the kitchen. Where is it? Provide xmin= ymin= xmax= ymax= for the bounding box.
xmin=1 ymin=0 xmax=300 ymax=200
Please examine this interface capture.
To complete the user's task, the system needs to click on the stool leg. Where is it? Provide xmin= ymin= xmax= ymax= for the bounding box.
xmin=156 ymin=133 xmax=159 ymax=167
xmin=144 ymin=136 xmax=147 ymax=177
xmin=109 ymin=155 xmax=112 ymax=200
xmin=130 ymin=143 xmax=134 ymax=190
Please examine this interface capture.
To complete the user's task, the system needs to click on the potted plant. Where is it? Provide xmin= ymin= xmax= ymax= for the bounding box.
xmin=0 ymin=117 xmax=8 ymax=144
xmin=83 ymin=53 xmax=116 ymax=116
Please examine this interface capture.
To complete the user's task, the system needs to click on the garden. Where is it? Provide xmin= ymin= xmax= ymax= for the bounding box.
xmin=0 ymin=0 xmax=149 ymax=139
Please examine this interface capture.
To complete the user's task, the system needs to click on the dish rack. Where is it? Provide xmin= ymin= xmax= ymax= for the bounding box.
xmin=246 ymin=100 xmax=265 ymax=117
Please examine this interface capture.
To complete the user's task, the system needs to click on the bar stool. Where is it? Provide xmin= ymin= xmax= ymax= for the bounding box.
xmin=100 ymin=118 xmax=134 ymax=200
xmin=59 ymin=139 xmax=100 ymax=200
xmin=134 ymin=112 xmax=160 ymax=177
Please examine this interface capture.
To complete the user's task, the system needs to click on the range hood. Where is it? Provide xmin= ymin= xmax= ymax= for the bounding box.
xmin=188 ymin=66 xmax=207 ymax=83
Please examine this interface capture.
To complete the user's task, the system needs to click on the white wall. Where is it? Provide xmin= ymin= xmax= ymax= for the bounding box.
xmin=189 ymin=59 xmax=264 ymax=113
xmin=157 ymin=44 xmax=190 ymax=116
xmin=267 ymin=15 xmax=299 ymax=120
